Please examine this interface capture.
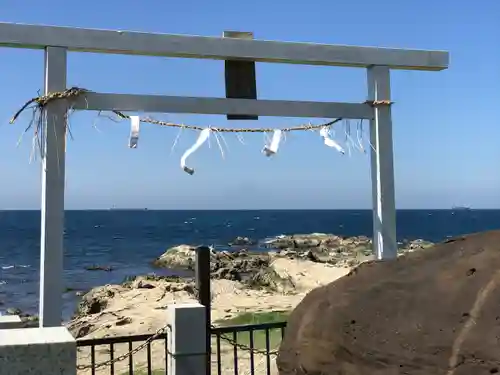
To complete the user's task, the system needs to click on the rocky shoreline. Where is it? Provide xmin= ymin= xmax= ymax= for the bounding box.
xmin=1 ymin=233 xmax=436 ymax=374
xmin=151 ymin=233 xmax=433 ymax=281
xmin=2 ymin=233 xmax=434 ymax=338
xmin=65 ymin=233 xmax=433 ymax=338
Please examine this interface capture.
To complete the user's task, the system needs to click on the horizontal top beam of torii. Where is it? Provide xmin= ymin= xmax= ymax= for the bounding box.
xmin=0 ymin=22 xmax=449 ymax=71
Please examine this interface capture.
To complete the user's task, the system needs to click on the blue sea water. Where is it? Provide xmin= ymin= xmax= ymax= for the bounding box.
xmin=1 ymin=209 xmax=499 ymax=320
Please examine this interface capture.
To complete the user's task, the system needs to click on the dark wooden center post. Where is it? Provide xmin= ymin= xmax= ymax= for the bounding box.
xmin=195 ymin=245 xmax=212 ymax=375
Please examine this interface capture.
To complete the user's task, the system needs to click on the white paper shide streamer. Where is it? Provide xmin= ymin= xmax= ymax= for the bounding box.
xmin=122 ymin=115 xmax=354 ymax=176
xmin=181 ymin=128 xmax=211 ymax=175
xmin=128 ymin=116 xmax=140 ymax=149
xmin=262 ymin=129 xmax=282 ymax=157
xmin=320 ymin=127 xmax=345 ymax=154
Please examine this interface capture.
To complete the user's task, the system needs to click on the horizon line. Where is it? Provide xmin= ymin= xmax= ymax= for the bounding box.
xmin=0 ymin=208 xmax=494 ymax=211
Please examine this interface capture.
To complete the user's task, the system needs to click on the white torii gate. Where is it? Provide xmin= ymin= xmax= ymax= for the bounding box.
xmin=0 ymin=22 xmax=449 ymax=327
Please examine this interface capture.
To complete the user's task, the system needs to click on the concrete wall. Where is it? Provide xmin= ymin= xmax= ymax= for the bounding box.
xmin=0 ymin=315 xmax=22 ymax=329
xmin=0 ymin=327 xmax=76 ymax=375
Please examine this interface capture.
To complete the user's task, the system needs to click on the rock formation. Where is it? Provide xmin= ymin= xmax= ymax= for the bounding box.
xmin=154 ymin=246 xmax=296 ymax=291
xmin=153 ymin=234 xmax=433 ymax=270
xmin=277 ymin=231 xmax=500 ymax=375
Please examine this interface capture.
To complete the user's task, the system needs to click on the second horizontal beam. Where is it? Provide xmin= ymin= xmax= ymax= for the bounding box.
xmin=72 ymin=93 xmax=374 ymax=119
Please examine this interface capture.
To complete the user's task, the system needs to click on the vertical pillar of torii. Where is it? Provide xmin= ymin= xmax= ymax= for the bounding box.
xmin=39 ymin=46 xmax=68 ymax=327
xmin=367 ymin=66 xmax=397 ymax=260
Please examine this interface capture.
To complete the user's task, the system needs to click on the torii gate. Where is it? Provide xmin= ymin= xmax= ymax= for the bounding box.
xmin=0 ymin=22 xmax=449 ymax=327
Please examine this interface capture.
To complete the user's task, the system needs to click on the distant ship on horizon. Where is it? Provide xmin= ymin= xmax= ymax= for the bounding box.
xmin=451 ymin=205 xmax=471 ymax=211
xmin=109 ymin=205 xmax=148 ymax=211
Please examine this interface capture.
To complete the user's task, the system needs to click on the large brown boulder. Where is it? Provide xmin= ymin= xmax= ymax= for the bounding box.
xmin=277 ymin=230 xmax=500 ymax=375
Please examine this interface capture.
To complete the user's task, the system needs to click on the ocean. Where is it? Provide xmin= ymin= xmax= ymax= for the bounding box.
xmin=1 ymin=209 xmax=499 ymax=321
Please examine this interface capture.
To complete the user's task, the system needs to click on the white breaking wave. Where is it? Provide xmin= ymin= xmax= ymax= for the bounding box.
xmin=1 ymin=264 xmax=30 ymax=270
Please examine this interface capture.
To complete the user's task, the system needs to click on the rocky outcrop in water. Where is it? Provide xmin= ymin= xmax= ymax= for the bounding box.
xmin=84 ymin=265 xmax=113 ymax=272
xmin=267 ymin=234 xmax=433 ymax=267
xmin=228 ymin=236 xmax=256 ymax=246
xmin=150 ymin=234 xmax=434 ymax=295
xmin=153 ymin=234 xmax=434 ymax=271
xmin=153 ymin=246 xmax=295 ymax=291
xmin=152 ymin=244 xmax=200 ymax=269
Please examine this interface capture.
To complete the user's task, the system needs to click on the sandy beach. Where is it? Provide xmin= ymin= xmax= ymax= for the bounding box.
xmin=73 ymin=258 xmax=350 ymax=375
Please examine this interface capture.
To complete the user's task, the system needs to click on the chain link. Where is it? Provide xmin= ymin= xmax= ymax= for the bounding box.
xmin=76 ymin=325 xmax=169 ymax=371
xmin=76 ymin=281 xmax=280 ymax=371
xmin=211 ymin=324 xmax=279 ymax=356
xmin=77 ymin=323 xmax=279 ymax=372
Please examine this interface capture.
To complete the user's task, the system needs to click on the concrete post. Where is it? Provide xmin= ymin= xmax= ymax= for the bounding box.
xmin=168 ymin=303 xmax=208 ymax=375
xmin=367 ymin=65 xmax=398 ymax=260
xmin=0 ymin=327 xmax=76 ymax=375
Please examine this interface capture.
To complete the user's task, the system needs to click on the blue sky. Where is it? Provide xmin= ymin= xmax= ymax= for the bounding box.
xmin=1 ymin=0 xmax=499 ymax=209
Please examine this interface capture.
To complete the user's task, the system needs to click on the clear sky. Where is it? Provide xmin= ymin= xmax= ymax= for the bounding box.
xmin=1 ymin=0 xmax=499 ymax=210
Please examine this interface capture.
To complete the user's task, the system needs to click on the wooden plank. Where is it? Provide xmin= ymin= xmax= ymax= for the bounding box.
xmin=224 ymin=31 xmax=258 ymax=120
